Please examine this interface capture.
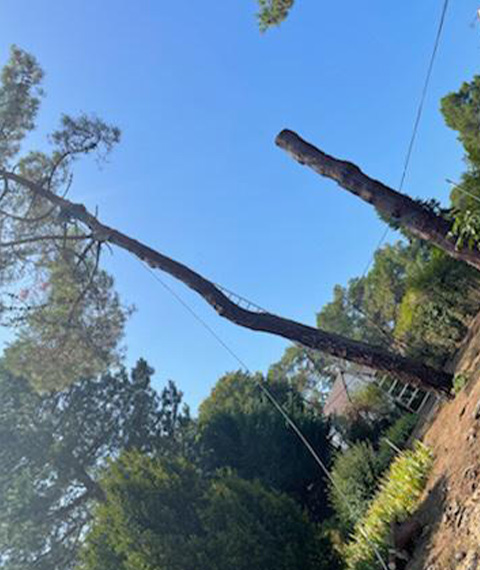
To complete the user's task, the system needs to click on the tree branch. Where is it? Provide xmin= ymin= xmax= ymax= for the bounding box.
xmin=275 ymin=129 xmax=480 ymax=271
xmin=0 ymin=234 xmax=91 ymax=247
xmin=0 ymin=169 xmax=453 ymax=394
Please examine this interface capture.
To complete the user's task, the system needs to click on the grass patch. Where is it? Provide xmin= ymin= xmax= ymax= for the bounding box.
xmin=344 ymin=441 xmax=433 ymax=570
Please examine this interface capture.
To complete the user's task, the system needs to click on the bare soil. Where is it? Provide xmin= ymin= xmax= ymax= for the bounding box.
xmin=405 ymin=311 xmax=480 ymax=570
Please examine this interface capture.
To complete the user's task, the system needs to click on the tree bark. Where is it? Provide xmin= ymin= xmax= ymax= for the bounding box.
xmin=275 ymin=129 xmax=480 ymax=272
xmin=0 ymin=170 xmax=453 ymax=395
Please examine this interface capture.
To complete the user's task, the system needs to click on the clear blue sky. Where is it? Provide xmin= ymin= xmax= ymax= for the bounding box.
xmin=1 ymin=0 xmax=479 ymax=410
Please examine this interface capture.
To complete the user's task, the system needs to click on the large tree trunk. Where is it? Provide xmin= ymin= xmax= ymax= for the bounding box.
xmin=0 ymin=170 xmax=453 ymax=395
xmin=275 ymin=129 xmax=480 ymax=272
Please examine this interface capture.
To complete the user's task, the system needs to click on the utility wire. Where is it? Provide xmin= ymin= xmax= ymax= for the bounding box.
xmin=138 ymin=259 xmax=389 ymax=570
xmin=398 ymin=0 xmax=450 ymax=194
xmin=447 ymin=178 xmax=480 ymax=205
xmin=133 ymin=5 xmax=451 ymax=567
xmin=341 ymin=0 xmax=451 ymax=355
xmin=359 ymin=0 xmax=450 ymax=278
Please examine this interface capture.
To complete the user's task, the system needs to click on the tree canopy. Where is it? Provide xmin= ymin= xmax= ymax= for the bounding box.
xmin=1 ymin=35 xmax=480 ymax=570
xmin=197 ymin=370 xmax=333 ymax=520
xmin=0 ymin=361 xmax=190 ymax=570
xmin=80 ymin=452 xmax=338 ymax=570
xmin=0 ymin=46 xmax=127 ymax=391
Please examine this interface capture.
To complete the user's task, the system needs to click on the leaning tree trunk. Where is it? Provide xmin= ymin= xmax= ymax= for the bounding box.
xmin=276 ymin=129 xmax=480 ymax=272
xmin=0 ymin=170 xmax=453 ymax=396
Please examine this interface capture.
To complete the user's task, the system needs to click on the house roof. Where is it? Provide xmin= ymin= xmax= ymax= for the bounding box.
xmin=323 ymin=374 xmax=351 ymax=417
xmin=323 ymin=370 xmax=375 ymax=417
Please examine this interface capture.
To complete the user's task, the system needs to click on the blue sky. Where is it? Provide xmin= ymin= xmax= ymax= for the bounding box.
xmin=1 ymin=0 xmax=479 ymax=410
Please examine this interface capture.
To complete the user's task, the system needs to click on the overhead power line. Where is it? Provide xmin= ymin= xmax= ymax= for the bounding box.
xmin=138 ymin=259 xmax=389 ymax=570
xmin=132 ymin=4 xmax=452 ymax=568
xmin=360 ymin=0 xmax=451 ymax=277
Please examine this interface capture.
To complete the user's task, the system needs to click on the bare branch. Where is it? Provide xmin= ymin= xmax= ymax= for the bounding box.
xmin=275 ymin=129 xmax=480 ymax=272
xmin=0 ymin=234 xmax=91 ymax=247
xmin=0 ymin=175 xmax=10 ymax=203
xmin=74 ymin=239 xmax=96 ymax=269
xmin=0 ymin=203 xmax=55 ymax=223
xmin=65 ymin=242 xmax=101 ymax=329
xmin=0 ymin=168 xmax=453 ymax=394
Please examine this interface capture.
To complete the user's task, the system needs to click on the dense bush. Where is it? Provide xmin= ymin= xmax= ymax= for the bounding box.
xmin=376 ymin=413 xmax=418 ymax=473
xmin=344 ymin=442 xmax=433 ymax=570
xmin=329 ymin=442 xmax=379 ymax=536
xmin=329 ymin=413 xmax=417 ymax=537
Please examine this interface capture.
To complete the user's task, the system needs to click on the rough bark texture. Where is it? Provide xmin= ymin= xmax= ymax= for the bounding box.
xmin=275 ymin=129 xmax=480 ymax=272
xmin=0 ymin=170 xmax=453 ymax=395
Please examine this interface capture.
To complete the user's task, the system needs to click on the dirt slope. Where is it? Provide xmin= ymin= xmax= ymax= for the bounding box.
xmin=406 ymin=316 xmax=480 ymax=570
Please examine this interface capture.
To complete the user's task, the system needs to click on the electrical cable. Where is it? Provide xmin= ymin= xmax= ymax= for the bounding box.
xmin=358 ymin=0 xmax=450 ymax=278
xmin=132 ymin=4 xmax=452 ymax=566
xmin=138 ymin=258 xmax=389 ymax=570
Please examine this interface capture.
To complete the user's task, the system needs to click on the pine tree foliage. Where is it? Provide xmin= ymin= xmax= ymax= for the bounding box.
xmin=0 ymin=361 xmax=190 ymax=570
xmin=257 ymin=0 xmax=295 ymax=31
xmin=0 ymin=47 xmax=127 ymax=390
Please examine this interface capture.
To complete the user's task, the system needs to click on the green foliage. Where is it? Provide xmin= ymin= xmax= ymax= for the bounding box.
xmin=329 ymin=412 xmax=417 ymax=538
xmin=332 ymin=383 xmax=398 ymax=447
xmin=316 ymin=191 xmax=479 ymax=369
xmin=267 ymin=344 xmax=337 ymax=401
xmin=0 ymin=47 xmax=126 ymax=390
xmin=80 ymin=452 xmax=337 ymax=570
xmin=344 ymin=442 xmax=433 ymax=570
xmin=448 ymin=208 xmax=480 ymax=250
xmin=395 ymin=294 xmax=464 ymax=365
xmin=441 ymin=76 xmax=480 ymax=249
xmin=350 ymin=383 xmax=391 ymax=416
xmin=329 ymin=442 xmax=379 ymax=536
xmin=0 ymin=45 xmax=43 ymax=166
xmin=257 ymin=0 xmax=295 ymax=31
xmin=317 ymin=284 xmax=362 ymax=340
xmin=198 ymin=369 xmax=263 ymax=418
xmin=394 ymin=251 xmax=480 ymax=365
xmin=376 ymin=413 xmax=417 ymax=473
xmin=0 ymin=361 xmax=190 ymax=570
xmin=449 ymin=170 xmax=480 ymax=213
xmin=198 ymin=370 xmax=333 ymax=520
xmin=317 ymin=241 xmax=425 ymax=350
xmin=352 ymin=243 xmax=417 ymax=340
xmin=451 ymin=372 xmax=469 ymax=396
xmin=4 ymin=257 xmax=130 ymax=391
xmin=441 ymin=75 xmax=480 ymax=167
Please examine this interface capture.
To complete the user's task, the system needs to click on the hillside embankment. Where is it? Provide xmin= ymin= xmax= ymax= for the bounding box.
xmin=405 ymin=311 xmax=480 ymax=570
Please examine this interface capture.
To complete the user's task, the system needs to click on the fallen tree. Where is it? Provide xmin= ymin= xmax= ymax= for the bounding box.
xmin=0 ymin=168 xmax=453 ymax=395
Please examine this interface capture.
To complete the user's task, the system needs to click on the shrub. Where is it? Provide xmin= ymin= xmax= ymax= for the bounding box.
xmin=330 ymin=413 xmax=418 ymax=537
xmin=452 ymin=373 xmax=470 ymax=396
xmin=376 ymin=413 xmax=418 ymax=473
xmin=329 ymin=442 xmax=379 ymax=536
xmin=198 ymin=371 xmax=333 ymax=521
xmin=344 ymin=441 xmax=433 ymax=570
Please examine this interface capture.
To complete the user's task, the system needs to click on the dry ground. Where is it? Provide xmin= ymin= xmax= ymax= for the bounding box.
xmin=405 ymin=312 xmax=480 ymax=570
